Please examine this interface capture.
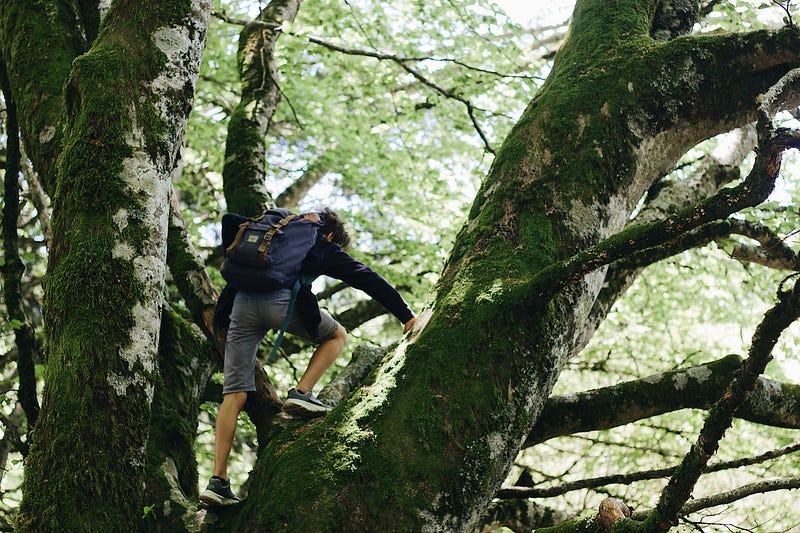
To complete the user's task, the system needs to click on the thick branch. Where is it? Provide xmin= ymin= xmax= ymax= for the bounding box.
xmin=0 ymin=1 xmax=86 ymax=195
xmin=477 ymin=498 xmax=571 ymax=533
xmin=526 ymin=354 xmax=800 ymax=447
xmin=651 ymin=0 xmax=701 ymax=41
xmin=524 ymin=80 xmax=800 ymax=303
xmin=576 ymin=126 xmax=756 ymax=357
xmin=724 ymin=220 xmax=800 ymax=270
xmin=318 ymin=345 xmax=389 ymax=407
xmin=274 ymin=153 xmax=330 ymax=208
xmin=598 ymin=217 xmax=800 ymax=275
xmin=222 ymin=0 xmax=301 ymax=216
xmin=335 ymin=299 xmax=388 ymax=331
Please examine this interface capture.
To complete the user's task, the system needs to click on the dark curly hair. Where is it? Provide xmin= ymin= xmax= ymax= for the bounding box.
xmin=319 ymin=208 xmax=352 ymax=250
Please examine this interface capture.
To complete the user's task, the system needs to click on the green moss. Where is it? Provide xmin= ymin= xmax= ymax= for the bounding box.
xmin=142 ymin=309 xmax=217 ymax=532
xmin=223 ymin=104 xmax=271 ymax=216
xmin=0 ymin=0 xmax=85 ymax=193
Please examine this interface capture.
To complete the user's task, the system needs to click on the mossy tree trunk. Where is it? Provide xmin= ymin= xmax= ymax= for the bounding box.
xmin=0 ymin=0 xmax=87 ymax=196
xmin=225 ymin=1 xmax=800 ymax=530
xmin=15 ymin=1 xmax=211 ymax=530
xmin=222 ymin=0 xmax=302 ymax=216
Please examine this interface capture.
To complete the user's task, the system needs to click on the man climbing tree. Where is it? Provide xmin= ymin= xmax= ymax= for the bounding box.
xmin=2 ymin=0 xmax=800 ymax=531
xmin=201 ymin=207 xmax=415 ymax=505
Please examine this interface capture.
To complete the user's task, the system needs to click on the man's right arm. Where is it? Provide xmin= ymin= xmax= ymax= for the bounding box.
xmin=321 ymin=245 xmax=415 ymax=325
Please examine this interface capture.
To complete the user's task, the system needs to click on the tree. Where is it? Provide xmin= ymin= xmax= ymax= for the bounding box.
xmin=2 ymin=0 xmax=800 ymax=531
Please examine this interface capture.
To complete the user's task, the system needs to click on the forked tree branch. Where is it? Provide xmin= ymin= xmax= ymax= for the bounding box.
xmin=523 ymin=68 xmax=800 ymax=303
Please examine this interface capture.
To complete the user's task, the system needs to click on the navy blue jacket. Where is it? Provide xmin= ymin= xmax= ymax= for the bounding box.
xmin=221 ymin=213 xmax=414 ymax=336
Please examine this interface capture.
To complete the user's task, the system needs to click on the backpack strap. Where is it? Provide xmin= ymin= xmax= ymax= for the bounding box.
xmin=256 ymin=213 xmax=298 ymax=264
xmin=266 ymin=275 xmax=308 ymax=363
xmin=225 ymin=214 xmax=265 ymax=257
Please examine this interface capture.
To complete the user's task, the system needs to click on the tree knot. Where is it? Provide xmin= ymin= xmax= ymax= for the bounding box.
xmin=596 ymin=497 xmax=632 ymax=531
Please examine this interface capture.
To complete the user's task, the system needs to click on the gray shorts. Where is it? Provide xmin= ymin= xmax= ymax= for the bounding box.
xmin=222 ymin=288 xmax=341 ymax=394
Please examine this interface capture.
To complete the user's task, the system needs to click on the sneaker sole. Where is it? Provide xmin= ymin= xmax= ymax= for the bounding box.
xmin=283 ymin=399 xmax=330 ymax=418
xmin=199 ymin=490 xmax=240 ymax=506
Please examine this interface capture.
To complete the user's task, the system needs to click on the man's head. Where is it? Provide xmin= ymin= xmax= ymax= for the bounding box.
xmin=319 ymin=208 xmax=352 ymax=250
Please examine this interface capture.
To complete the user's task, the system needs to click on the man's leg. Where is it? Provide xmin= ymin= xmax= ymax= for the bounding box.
xmin=296 ymin=325 xmax=347 ymax=393
xmin=212 ymin=391 xmax=248 ymax=480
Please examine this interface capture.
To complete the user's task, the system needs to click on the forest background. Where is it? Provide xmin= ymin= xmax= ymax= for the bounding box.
xmin=2 ymin=0 xmax=800 ymax=531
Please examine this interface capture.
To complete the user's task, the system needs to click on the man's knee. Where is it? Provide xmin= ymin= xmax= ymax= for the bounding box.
xmin=335 ymin=325 xmax=347 ymax=343
xmin=222 ymin=391 xmax=248 ymax=410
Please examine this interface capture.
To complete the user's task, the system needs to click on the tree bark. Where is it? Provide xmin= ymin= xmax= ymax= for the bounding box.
xmin=143 ymin=307 xmax=218 ymax=532
xmin=17 ymin=2 xmax=211 ymax=529
xmin=527 ymin=354 xmax=800 ymax=447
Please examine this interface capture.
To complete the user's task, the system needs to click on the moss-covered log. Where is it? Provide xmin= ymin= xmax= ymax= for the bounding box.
xmin=16 ymin=2 xmax=211 ymax=529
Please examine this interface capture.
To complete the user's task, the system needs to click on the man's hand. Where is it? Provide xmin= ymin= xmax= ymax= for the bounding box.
xmin=301 ymin=212 xmax=321 ymax=223
xmin=403 ymin=317 xmax=416 ymax=334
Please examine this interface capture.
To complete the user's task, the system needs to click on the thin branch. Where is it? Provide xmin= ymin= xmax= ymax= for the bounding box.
xmin=526 ymin=354 xmax=800 ymax=448
xmin=724 ymin=221 xmax=800 ymax=270
xmin=632 ymin=477 xmax=800 ymax=521
xmin=211 ymin=10 xmax=279 ymax=29
xmin=302 ymin=35 xmax=496 ymax=154
xmin=498 ymin=442 xmax=800 ymax=499
xmin=772 ymin=1 xmax=796 ymax=30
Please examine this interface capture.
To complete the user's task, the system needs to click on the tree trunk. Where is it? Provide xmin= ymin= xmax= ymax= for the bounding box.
xmin=17 ymin=2 xmax=211 ymax=529
xmin=0 ymin=0 xmax=87 ymax=196
xmin=226 ymin=1 xmax=800 ymax=530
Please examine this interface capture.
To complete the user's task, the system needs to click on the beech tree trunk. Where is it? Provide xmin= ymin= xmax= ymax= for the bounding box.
xmin=13 ymin=1 xmax=211 ymax=529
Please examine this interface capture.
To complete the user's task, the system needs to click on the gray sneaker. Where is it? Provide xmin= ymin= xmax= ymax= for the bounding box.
xmin=199 ymin=476 xmax=240 ymax=506
xmin=283 ymin=387 xmax=331 ymax=418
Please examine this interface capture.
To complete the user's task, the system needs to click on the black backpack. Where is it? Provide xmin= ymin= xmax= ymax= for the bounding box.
xmin=220 ymin=208 xmax=320 ymax=293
